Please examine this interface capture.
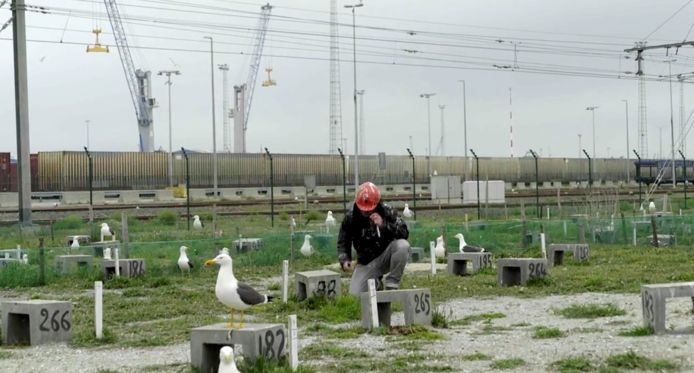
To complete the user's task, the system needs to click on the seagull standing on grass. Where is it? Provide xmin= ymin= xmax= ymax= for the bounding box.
xmin=178 ymin=246 xmax=194 ymax=273
xmin=70 ymin=239 xmax=80 ymax=250
xmin=454 ymin=233 xmax=485 ymax=252
xmin=205 ymin=252 xmax=273 ymax=328
xmin=193 ymin=215 xmax=203 ymax=230
xmin=219 ymin=346 xmax=241 ymax=373
xmin=434 ymin=236 xmax=446 ymax=258
xmin=325 ymin=211 xmax=336 ymax=233
xmin=403 ymin=204 xmax=414 ymax=218
xmin=300 ymin=234 xmax=314 ymax=257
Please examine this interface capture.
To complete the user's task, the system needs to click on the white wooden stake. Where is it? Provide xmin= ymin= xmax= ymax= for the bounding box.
xmin=288 ymin=314 xmax=299 ymax=370
xmin=282 ymin=260 xmax=289 ymax=303
xmin=367 ymin=279 xmax=379 ymax=329
xmin=546 ymin=207 xmax=550 ymax=220
xmin=540 ymin=233 xmax=547 ymax=259
xmin=429 ymin=241 xmax=436 ymax=275
xmin=114 ymin=248 xmax=120 ymax=277
xmin=95 ymin=281 xmax=103 ymax=339
xmin=563 ymin=221 xmax=567 ymax=237
xmin=633 ymin=225 xmax=637 ymax=246
xmin=16 ymin=244 xmax=21 ymax=259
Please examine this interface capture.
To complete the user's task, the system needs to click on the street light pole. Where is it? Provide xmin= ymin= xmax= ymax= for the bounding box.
xmin=338 ymin=147 xmax=346 ymax=212
xmin=83 ymin=146 xmax=93 ymax=208
xmin=420 ymin=93 xmax=436 ymax=178
xmin=158 ymin=70 xmax=181 ymax=187
xmin=406 ymin=148 xmax=416 ymax=220
xmin=470 ymin=149 xmax=481 ymax=220
xmin=85 ymin=120 xmax=90 ymax=149
xmin=345 ymin=2 xmax=363 ymax=188
xmin=667 ymin=59 xmax=677 ymax=188
xmin=633 ymin=149 xmax=642 ymax=206
xmin=181 ymin=147 xmax=191 ymax=230
xmin=583 ymin=149 xmax=592 ymax=195
xmin=585 ymin=106 xmax=598 ymax=158
xmin=203 ymin=36 xmax=218 ymax=198
xmin=621 ymin=99 xmax=630 ymax=181
xmin=679 ymin=149 xmax=687 ymax=209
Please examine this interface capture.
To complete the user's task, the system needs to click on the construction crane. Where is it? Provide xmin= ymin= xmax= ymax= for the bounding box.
xmin=102 ymin=0 xmax=156 ymax=152
xmin=232 ymin=3 xmax=272 ymax=153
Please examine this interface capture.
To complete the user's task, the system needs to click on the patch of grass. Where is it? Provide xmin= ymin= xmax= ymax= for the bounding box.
xmin=267 ymin=282 xmax=281 ymax=291
xmin=532 ymin=326 xmax=566 ymax=339
xmin=617 ymin=325 xmax=654 ymax=337
xmin=556 ymin=304 xmax=626 ymax=319
xmin=605 ymin=351 xmax=678 ymax=371
xmin=490 ymin=358 xmax=526 ymax=370
xmin=451 ymin=312 xmax=506 ymax=326
xmin=0 ymin=350 xmax=13 ymax=359
xmin=53 ymin=214 xmax=83 ymax=230
xmin=301 ymin=342 xmax=369 ymax=360
xmin=157 ymin=210 xmax=178 ymax=226
xmin=431 ymin=307 xmax=452 ymax=328
xmin=551 ymin=356 xmax=594 ymax=372
xmin=372 ymin=325 xmax=445 ymax=341
xmin=461 ymin=352 xmax=491 ymax=361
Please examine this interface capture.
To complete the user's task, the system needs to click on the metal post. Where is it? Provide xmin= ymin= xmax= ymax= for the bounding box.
xmin=406 ymin=148 xmax=416 ymax=220
xmin=338 ymin=148 xmax=346 ymax=212
xmin=83 ymin=147 xmax=93 ymax=207
xmin=582 ymin=149 xmax=592 ymax=195
xmin=203 ymin=36 xmax=218 ymax=198
xmin=264 ymin=148 xmax=274 ymax=227
xmin=585 ymin=106 xmax=598 ymax=158
xmin=679 ymin=149 xmax=687 ymax=209
xmin=633 ymin=149 xmax=642 ymax=206
xmin=530 ymin=149 xmax=539 ymax=218
xmin=181 ymin=147 xmax=190 ymax=230
xmin=470 ymin=149 xmax=480 ymax=219
xmin=668 ymin=60 xmax=676 ymax=188
xmin=621 ymin=99 xmax=630 ymax=181
xmin=344 ymin=2 xmax=363 ymax=188
xmin=157 ymin=70 xmax=181 ymax=187
xmin=13 ymin=0 xmax=32 ymax=224
xmin=420 ymin=93 xmax=436 ymax=178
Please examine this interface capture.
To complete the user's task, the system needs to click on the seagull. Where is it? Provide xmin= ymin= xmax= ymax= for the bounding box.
xmin=290 ymin=216 xmax=297 ymax=230
xmin=325 ymin=211 xmax=336 ymax=233
xmin=103 ymin=248 xmax=112 ymax=260
xmin=434 ymin=235 xmax=446 ymax=258
xmin=21 ymin=254 xmax=28 ymax=265
xmin=218 ymin=346 xmax=241 ymax=373
xmin=100 ymin=223 xmax=115 ymax=241
xmin=193 ymin=215 xmax=203 ymax=230
xmin=648 ymin=201 xmax=656 ymax=213
xmin=178 ymin=246 xmax=194 ymax=273
xmin=70 ymin=238 xmax=80 ymax=250
xmin=300 ymin=234 xmax=314 ymax=257
xmin=204 ymin=252 xmax=273 ymax=328
xmin=403 ymin=204 xmax=414 ymax=218
xmin=454 ymin=233 xmax=485 ymax=252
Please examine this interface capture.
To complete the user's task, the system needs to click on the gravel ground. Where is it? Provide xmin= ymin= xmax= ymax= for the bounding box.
xmin=2 ymin=292 xmax=694 ymax=372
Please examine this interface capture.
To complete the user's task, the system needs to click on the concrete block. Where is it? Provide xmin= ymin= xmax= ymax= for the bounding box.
xmin=295 ymin=270 xmax=340 ymax=301
xmin=65 ymin=235 xmax=91 ymax=248
xmin=232 ymin=238 xmax=263 ymax=253
xmin=651 ymin=234 xmax=675 ymax=247
xmin=190 ymin=323 xmax=286 ymax=372
xmin=447 ymin=252 xmax=493 ymax=276
xmin=547 ymin=244 xmax=589 ymax=266
xmin=359 ymin=288 xmax=432 ymax=328
xmin=0 ymin=248 xmax=25 ymax=260
xmin=54 ymin=255 xmax=92 ymax=273
xmin=1 ymin=300 xmax=72 ymax=345
xmin=90 ymin=240 xmax=120 ymax=257
xmin=409 ymin=247 xmax=425 ymax=262
xmin=0 ymin=258 xmax=21 ymax=270
xmin=101 ymin=258 xmax=145 ymax=279
xmin=641 ymin=282 xmax=694 ymax=334
xmin=496 ymin=258 xmax=548 ymax=286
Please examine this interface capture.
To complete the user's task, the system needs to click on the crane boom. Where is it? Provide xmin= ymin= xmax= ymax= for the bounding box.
xmin=243 ymin=3 xmax=272 ymax=131
xmin=103 ymin=0 xmax=155 ymax=152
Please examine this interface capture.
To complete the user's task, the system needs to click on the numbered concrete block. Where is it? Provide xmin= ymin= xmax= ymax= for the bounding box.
xmin=1 ymin=300 xmax=72 ymax=345
xmin=447 ymin=252 xmax=493 ymax=276
xmin=90 ymin=240 xmax=120 ymax=258
xmin=65 ymin=235 xmax=90 ymax=247
xmin=101 ymin=258 xmax=145 ymax=279
xmin=359 ymin=288 xmax=432 ymax=329
xmin=190 ymin=323 xmax=286 ymax=373
xmin=409 ymin=247 xmax=425 ymax=262
xmin=232 ymin=238 xmax=263 ymax=253
xmin=0 ymin=258 xmax=21 ymax=270
xmin=641 ymin=282 xmax=694 ymax=334
xmin=547 ymin=244 xmax=589 ymax=266
xmin=295 ymin=270 xmax=340 ymax=300
xmin=496 ymin=258 xmax=548 ymax=286
xmin=54 ymin=255 xmax=92 ymax=273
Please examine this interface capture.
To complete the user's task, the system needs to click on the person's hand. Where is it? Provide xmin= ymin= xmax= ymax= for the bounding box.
xmin=369 ymin=212 xmax=384 ymax=227
xmin=340 ymin=260 xmax=353 ymax=272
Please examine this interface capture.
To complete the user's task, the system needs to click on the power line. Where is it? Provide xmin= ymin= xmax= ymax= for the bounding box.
xmin=643 ymin=0 xmax=694 ymax=41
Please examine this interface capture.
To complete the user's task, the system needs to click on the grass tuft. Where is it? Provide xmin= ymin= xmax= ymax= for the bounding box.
xmin=490 ymin=358 xmax=526 ymax=370
xmin=451 ymin=312 xmax=505 ymax=326
xmin=551 ymin=356 xmax=594 ymax=372
xmin=605 ymin=350 xmax=678 ymax=371
xmin=617 ymin=325 xmax=654 ymax=337
xmin=556 ymin=304 xmax=626 ymax=319
xmin=532 ymin=326 xmax=566 ymax=339
xmin=431 ymin=307 xmax=452 ymax=329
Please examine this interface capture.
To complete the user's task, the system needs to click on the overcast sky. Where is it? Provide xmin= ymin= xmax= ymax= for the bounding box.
xmin=3 ymin=0 xmax=694 ymax=160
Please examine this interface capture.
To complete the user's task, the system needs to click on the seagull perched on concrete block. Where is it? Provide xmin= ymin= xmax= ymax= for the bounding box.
xmin=325 ymin=211 xmax=336 ymax=233
xmin=205 ymin=252 xmax=273 ymax=328
xmin=100 ymin=223 xmax=115 ymax=242
xmin=70 ymin=238 xmax=80 ymax=250
xmin=193 ymin=215 xmax=203 ymax=230
xmin=219 ymin=346 xmax=241 ymax=373
xmin=434 ymin=235 xmax=446 ymax=258
xmin=454 ymin=233 xmax=485 ymax=252
xmin=403 ymin=204 xmax=414 ymax=218
xmin=300 ymin=234 xmax=314 ymax=257
xmin=178 ymin=246 xmax=194 ymax=273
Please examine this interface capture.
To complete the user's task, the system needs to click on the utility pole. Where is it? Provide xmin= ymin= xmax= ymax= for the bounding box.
xmin=218 ymin=64 xmax=231 ymax=153
xmin=12 ymin=0 xmax=31 ymax=224
xmin=157 ymin=69 xmax=181 ymax=187
xmin=420 ymin=93 xmax=435 ymax=178
xmin=357 ymin=90 xmax=365 ymax=154
xmin=621 ymin=100 xmax=630 ymax=181
xmin=667 ymin=59 xmax=676 ymax=188
xmin=203 ymin=36 xmax=218 ymax=197
xmin=585 ymin=106 xmax=598 ymax=158
xmin=345 ymin=1 xmax=363 ymax=188
xmin=438 ymin=104 xmax=446 ymax=156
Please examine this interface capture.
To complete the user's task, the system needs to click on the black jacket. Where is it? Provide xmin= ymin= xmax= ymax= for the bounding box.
xmin=337 ymin=202 xmax=409 ymax=265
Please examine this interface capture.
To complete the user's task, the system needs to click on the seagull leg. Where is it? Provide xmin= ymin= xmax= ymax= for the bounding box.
xmin=238 ymin=310 xmax=245 ymax=328
xmin=227 ymin=308 xmax=235 ymax=328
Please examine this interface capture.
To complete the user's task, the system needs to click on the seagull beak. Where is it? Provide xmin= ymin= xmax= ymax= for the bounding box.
xmin=204 ymin=259 xmax=217 ymax=266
